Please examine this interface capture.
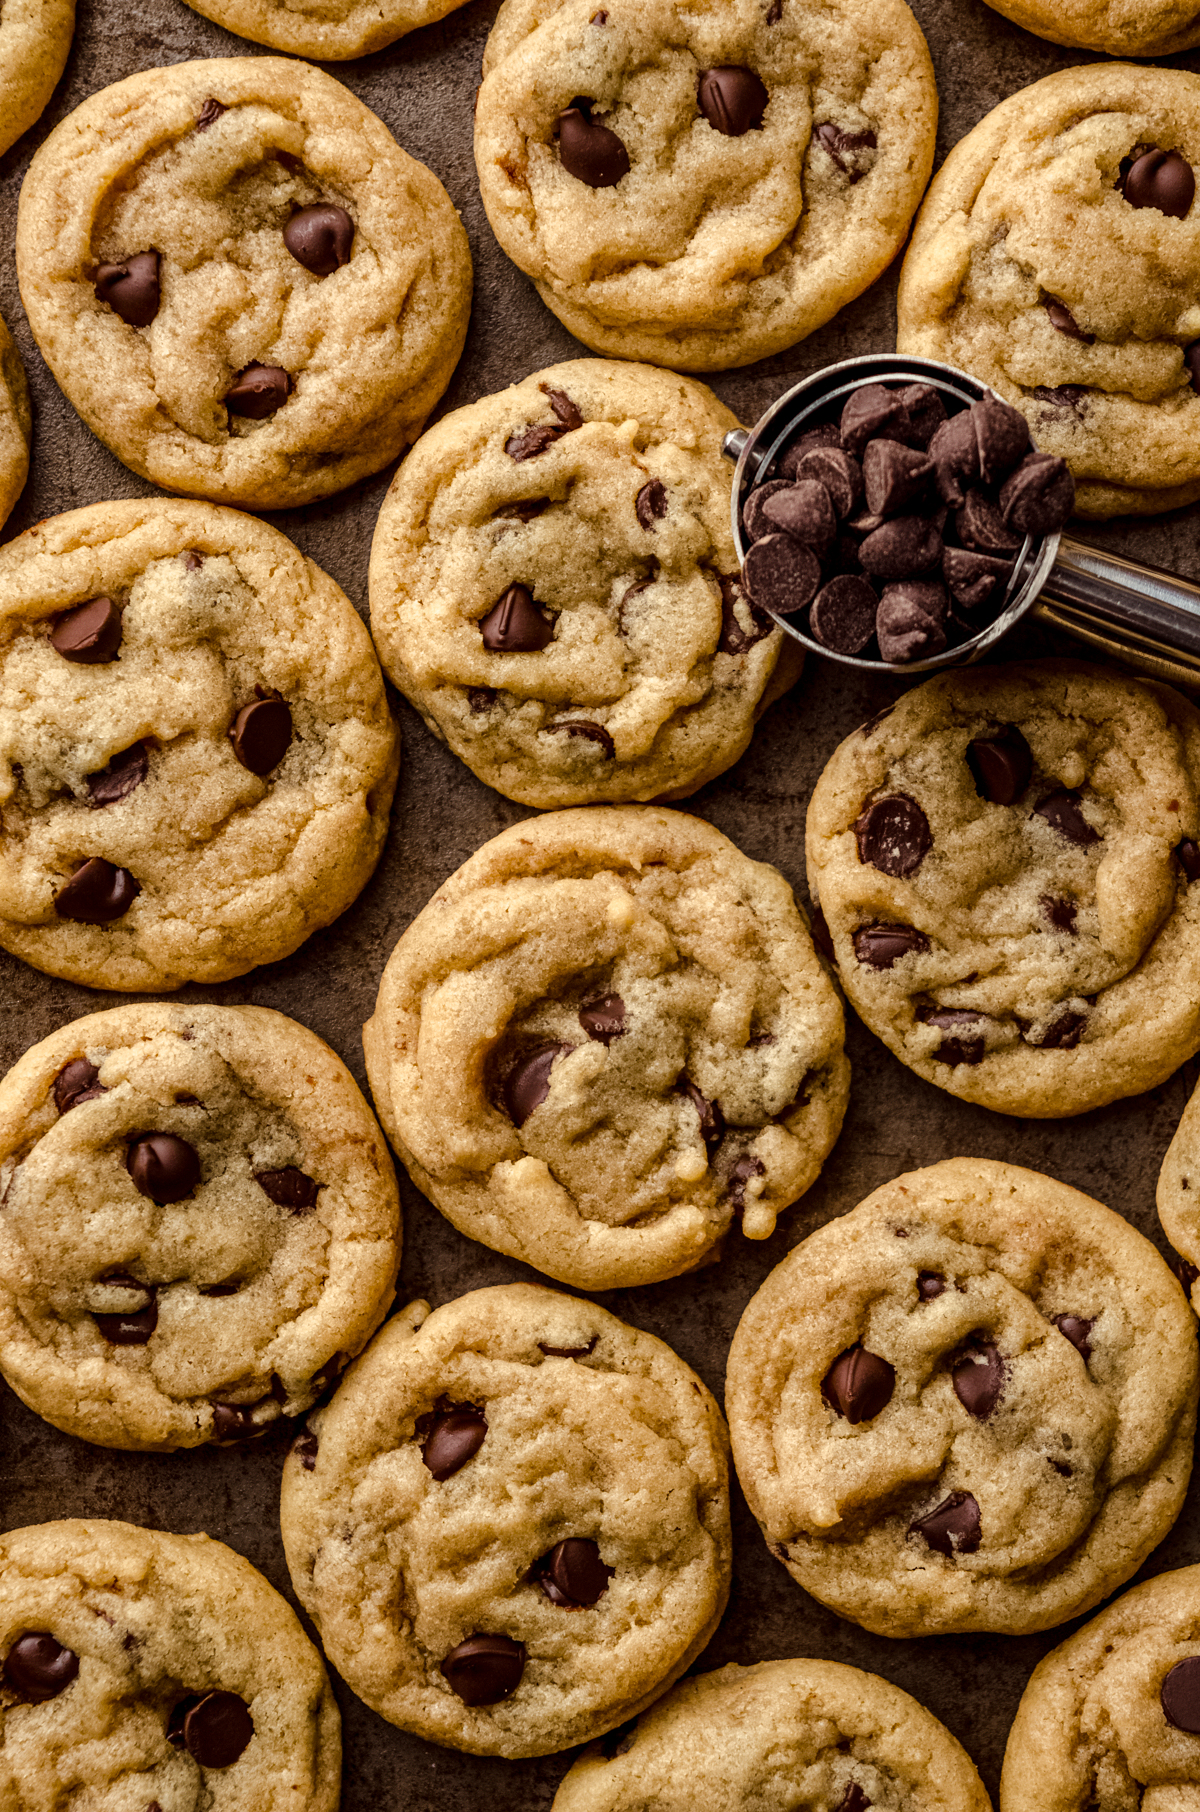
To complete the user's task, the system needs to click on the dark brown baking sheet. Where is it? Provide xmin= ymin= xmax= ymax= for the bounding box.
xmin=3 ymin=2 xmax=1200 ymax=1801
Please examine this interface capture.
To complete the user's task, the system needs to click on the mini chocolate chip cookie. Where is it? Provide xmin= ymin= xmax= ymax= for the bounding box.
xmin=475 ymin=0 xmax=936 ymax=371
xmin=1002 ymin=1563 xmax=1200 ymax=1811
xmin=0 ymin=1004 xmax=401 ymax=1451
xmin=726 ymin=1158 xmax=1197 ymax=1639
xmin=179 ymin=0 xmax=469 ymax=60
xmin=369 ymin=359 xmax=798 ymax=806
xmin=0 ymin=498 xmax=398 ymax=991
xmin=552 ymin=1657 xmax=992 ymax=1811
xmin=0 ymin=1518 xmax=339 ymax=1805
xmin=0 ymin=312 xmax=31 ymax=536
xmin=279 ymin=1284 xmax=731 ymax=1757
xmin=16 ymin=57 xmax=471 ymax=511
xmin=0 ymin=0 xmax=73 ymax=159
xmin=981 ymin=0 xmax=1200 ymax=56
xmin=898 ymin=64 xmax=1200 ymax=518
xmin=363 ymin=807 xmax=848 ymax=1291
xmin=806 ymin=660 xmax=1200 ymax=1118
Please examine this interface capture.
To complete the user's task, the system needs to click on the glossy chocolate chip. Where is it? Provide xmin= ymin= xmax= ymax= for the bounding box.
xmin=55 ymin=859 xmax=140 ymax=924
xmin=897 ymin=384 xmax=947 ymax=449
xmin=858 ymin=516 xmax=942 ymax=579
xmin=441 ymin=1634 xmax=525 ymax=1706
xmin=539 ymin=1335 xmax=598 ymax=1359
xmin=557 ymin=103 xmax=629 ymax=187
xmin=840 ymin=386 xmax=908 ymax=457
xmin=852 ymin=923 xmax=929 ymax=968
xmin=1029 ymin=1010 xmax=1087 ymax=1050
xmin=956 ymin=490 xmax=1020 ymax=554
xmin=54 ymin=1058 xmax=105 ymax=1113
xmin=535 ymin=1537 xmax=613 ymax=1606
xmin=179 ymin=1690 xmax=254 ymax=1766
xmin=1044 ymin=299 xmax=1093 ymax=343
xmin=809 ymin=575 xmax=878 ymax=654
xmin=909 ymin=1490 xmax=981 ymax=1556
xmin=480 ymin=583 xmax=556 ymax=652
xmin=127 ymin=1132 xmax=200 ymax=1204
xmin=422 ymin=1403 xmax=488 ymax=1480
xmin=468 ymin=686 xmax=497 ymax=713
xmin=863 ymin=440 xmax=933 ymax=517
xmin=1041 ymin=894 xmax=1077 ymax=934
xmin=195 ymin=98 xmax=227 ymax=129
xmin=796 ymin=447 xmax=862 ymax=518
xmin=505 ymin=1043 xmax=572 ymax=1127
xmin=876 ymin=581 xmax=947 ymax=663
xmin=854 ymin=793 xmax=931 ymax=878
xmin=953 ymin=1340 xmax=1004 ymax=1418
xmin=944 ymin=547 xmax=1012 ymax=613
xmin=541 ymin=385 xmax=583 ymax=429
xmin=917 ymin=1271 xmax=946 ymax=1300
xmin=87 ymin=741 xmax=149 ymax=808
xmin=293 ymin=1430 xmax=319 ymax=1470
xmin=929 ymin=412 xmax=980 ymax=506
xmin=1000 ymin=453 xmax=1075 ymax=538
xmin=718 ymin=576 xmax=773 ymax=654
xmin=51 ymin=596 xmax=123 ymax=664
xmin=636 ymin=479 xmax=667 ymax=529
xmin=742 ymin=479 xmax=792 ymax=541
xmin=677 ymin=1077 xmax=724 ymax=1154
xmin=547 ymin=719 xmax=616 ymax=758
xmin=762 ymin=480 xmax=836 ymax=554
xmin=283 ymin=204 xmax=354 ymax=275
xmin=505 ymin=424 xmax=561 ymax=461
xmin=255 ymin=1166 xmax=319 ymax=1210
xmin=579 ymin=994 xmax=625 ymax=1043
xmin=1124 ymin=148 xmax=1195 ymax=217
xmin=1052 ymin=1313 xmax=1094 ymax=1361
xmin=94 ymin=251 xmax=161 ymax=328
xmin=94 ymin=1275 xmax=158 ymax=1346
xmin=967 ymin=726 xmax=1032 ymax=805
xmin=821 ymin=1344 xmax=895 ymax=1423
xmin=1162 ymin=1656 xmax=1200 ymax=1732
xmin=211 ymin=1401 xmax=266 ymax=1442
xmin=4 ymin=1633 xmax=79 ymax=1700
xmin=697 ymin=66 xmax=768 ymax=135
xmin=1180 ymin=838 xmax=1200 ymax=882
xmin=1033 ymin=788 xmax=1099 ymax=847
xmin=728 ymin=1152 xmax=766 ymax=1207
xmin=742 ymin=533 xmax=820 ymax=615
xmin=814 ymin=121 xmax=877 ymax=182
xmin=226 ymin=364 xmax=291 ymax=420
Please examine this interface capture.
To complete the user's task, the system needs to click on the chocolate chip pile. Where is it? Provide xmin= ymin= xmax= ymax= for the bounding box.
xmin=739 ymin=381 xmax=1075 ymax=664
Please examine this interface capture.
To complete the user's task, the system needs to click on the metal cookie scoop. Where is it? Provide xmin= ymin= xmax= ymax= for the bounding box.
xmin=724 ymin=353 xmax=1200 ymax=690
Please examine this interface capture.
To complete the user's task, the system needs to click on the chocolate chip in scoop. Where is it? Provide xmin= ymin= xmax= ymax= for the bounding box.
xmin=762 ymin=479 xmax=836 ymax=554
xmin=897 ymin=383 xmax=947 ymax=448
xmin=127 ymin=1133 xmax=200 ymax=1204
xmin=255 ymin=1167 xmax=319 ymax=1210
xmin=94 ymin=251 xmax=160 ymax=327
xmin=480 ymin=584 xmax=556 ymax=652
xmin=796 ymin=447 xmax=862 ymax=518
xmin=226 ymin=364 xmax=291 ymax=419
xmin=1000 ymin=453 xmax=1074 ymax=537
xmin=742 ymin=479 xmax=792 ymax=540
xmin=534 ymin=1537 xmax=613 ymax=1606
xmin=54 ymin=859 xmax=140 ymax=924
xmin=956 ymin=490 xmax=1021 ymax=555
xmin=51 ymin=596 xmax=123 ymax=664
xmin=909 ymin=1491 xmax=981 ymax=1556
xmin=966 ymin=726 xmax=1032 ymax=805
xmin=1162 ymin=1656 xmax=1200 ymax=1732
xmin=697 ymin=67 xmax=768 ymax=135
xmin=441 ymin=1634 xmax=526 ymax=1706
xmin=742 ymin=533 xmax=821 ymax=615
xmin=579 ymin=994 xmax=625 ymax=1043
xmin=858 ymin=515 xmax=942 ymax=580
xmin=421 ymin=1402 xmax=488 ymax=1480
xmin=821 ymin=1344 xmax=895 ymax=1423
xmin=54 ymin=1058 xmax=106 ymax=1113
xmin=809 ymin=575 xmax=877 ymax=653
xmin=284 ymin=204 xmax=354 ymax=275
xmin=863 ymin=440 xmax=933 ymax=517
xmin=854 ymin=793 xmax=931 ymax=878
xmin=4 ymin=1633 xmax=79 ymax=1700
xmin=87 ymin=741 xmax=149 ymax=808
xmin=876 ymin=582 xmax=946 ymax=663
xmin=230 ymin=696 xmax=292 ymax=775
xmin=557 ymin=101 xmax=629 ymax=187
xmin=1124 ymin=148 xmax=1195 ymax=218
xmin=840 ymin=385 xmax=909 ymax=456
xmin=944 ymin=547 xmax=1012 ymax=614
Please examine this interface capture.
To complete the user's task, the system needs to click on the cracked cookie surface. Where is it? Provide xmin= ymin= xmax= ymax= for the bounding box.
xmin=16 ymin=56 xmax=471 ymax=510
xmin=552 ymin=1657 xmax=992 ymax=1812
xmin=0 ymin=1518 xmax=339 ymax=1809
xmin=474 ymin=0 xmax=936 ymax=372
xmin=898 ymin=65 xmax=1200 ymax=518
xmin=0 ymin=1004 xmax=401 ymax=1451
xmin=726 ymin=1158 xmax=1197 ymax=1638
xmin=0 ymin=0 xmax=73 ymax=159
xmin=279 ymin=1283 xmax=731 ymax=1758
xmin=363 ymin=807 xmax=848 ymax=1291
xmin=368 ymin=359 xmax=794 ymax=807
xmin=0 ymin=498 xmax=399 ymax=991
xmin=806 ymin=661 xmax=1200 ymax=1119
xmin=0 ymin=312 xmax=30 ymax=537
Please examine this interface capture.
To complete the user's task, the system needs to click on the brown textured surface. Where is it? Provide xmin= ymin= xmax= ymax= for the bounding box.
xmin=2 ymin=1 xmax=1200 ymax=1802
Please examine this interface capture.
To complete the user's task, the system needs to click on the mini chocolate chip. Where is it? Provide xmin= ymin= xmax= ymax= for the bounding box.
xmin=944 ymin=547 xmax=1013 ymax=614
xmin=728 ymin=1152 xmax=766 ymax=1207
xmin=1125 ymin=148 xmax=1195 ymax=218
xmin=809 ymin=574 xmax=877 ymax=653
xmin=897 ymin=384 xmax=947 ymax=448
xmin=966 ymin=726 xmax=1032 ymax=805
xmin=1000 ymin=453 xmax=1075 ymax=537
xmin=909 ymin=1490 xmax=981 ymax=1556
xmin=876 ymin=581 xmax=947 ymax=663
xmin=1041 ymin=894 xmax=1077 ymax=934
xmin=779 ymin=423 xmax=841 ymax=477
xmin=421 ymin=1403 xmax=488 ymax=1480
xmin=971 ymin=399 xmax=1030 ymax=484
xmin=505 ymin=1043 xmax=573 ymax=1126
xmin=821 ymin=1344 xmax=895 ymax=1423
xmin=697 ymin=66 xmax=768 ymax=135
xmin=557 ymin=102 xmax=629 ymax=187
xmin=480 ymin=583 xmax=556 ymax=652
xmin=127 ymin=1133 xmax=200 ymax=1204
xmin=743 ymin=479 xmax=792 ymax=540
xmin=813 ymin=121 xmax=877 ymax=182
xmin=226 ymin=364 xmax=291 ymax=419
xmin=283 ymin=204 xmax=354 ymax=275
xmin=579 ymin=994 xmax=625 ymax=1042
xmin=94 ymin=251 xmax=160 ymax=328
xmin=182 ymin=1690 xmax=254 ymax=1766
xmin=677 ymin=1076 xmax=724 ymax=1154
xmin=505 ymin=424 xmax=561 ymax=461
xmin=918 ymin=1271 xmax=946 ymax=1300
xmin=468 ymin=686 xmax=497 ymax=713
xmin=635 ymin=480 xmax=667 ymax=529
xmin=539 ymin=1335 xmax=598 ymax=1359
xmin=51 ymin=596 xmax=123 ymax=664
xmin=195 ymin=98 xmax=227 ymax=129
xmin=718 ymin=575 xmax=774 ymax=654
xmin=852 ymin=923 xmax=929 ymax=968
xmin=87 ymin=741 xmax=149 ymax=808
xmin=4 ymin=1633 xmax=79 ymax=1700
xmin=863 ymin=440 xmax=933 ymax=517
xmin=1180 ymin=838 xmax=1200 ymax=882
xmin=255 ymin=1167 xmax=319 ymax=1210
xmin=547 ymin=719 xmax=616 ymax=758
xmin=55 ymin=859 xmax=140 ymax=924
xmin=796 ymin=447 xmax=862 ymax=518
xmin=1052 ymin=1313 xmax=1094 ymax=1362
xmin=293 ymin=1430 xmax=319 ymax=1470
xmin=534 ymin=1537 xmax=613 ymax=1606
xmin=762 ymin=480 xmax=836 ymax=554
xmin=1162 ymin=1657 xmax=1200 ymax=1732
xmin=854 ymin=793 xmax=931 ymax=877
xmin=94 ymin=1274 xmax=158 ymax=1346
xmin=839 ymin=1788 xmax=871 ymax=1812
xmin=742 ymin=534 xmax=820 ymax=616
xmin=929 ymin=412 xmax=980 ymax=506
xmin=54 ymin=1058 xmax=105 ymax=1113
xmin=441 ymin=1634 xmax=525 ymax=1706
xmin=953 ymin=1340 xmax=1004 ymax=1418
xmin=956 ymin=490 xmax=1021 ymax=555
xmin=1030 ymin=1010 xmax=1087 ymax=1050
xmin=858 ymin=516 xmax=942 ymax=579
xmin=840 ymin=386 xmax=908 ymax=456
xmin=1033 ymin=788 xmax=1099 ymax=847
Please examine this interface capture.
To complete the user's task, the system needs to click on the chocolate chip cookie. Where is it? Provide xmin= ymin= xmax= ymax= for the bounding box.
xmin=369 ymin=359 xmax=798 ymax=806
xmin=981 ymin=0 xmax=1200 ymax=56
xmin=898 ymin=64 xmax=1200 ymax=518
xmin=0 ymin=312 xmax=31 ymax=535
xmin=1002 ymin=1563 xmax=1200 ymax=1812
xmin=0 ymin=1003 xmax=402 ymax=1451
xmin=806 ymin=661 xmax=1200 ymax=1119
xmin=363 ymin=807 xmax=848 ymax=1291
xmin=16 ymin=56 xmax=471 ymax=511
xmin=279 ymin=1283 xmax=731 ymax=1757
xmin=0 ymin=1518 xmax=339 ymax=1805
xmin=726 ymin=1158 xmax=1197 ymax=1639
xmin=0 ymin=0 xmax=73 ymax=159
xmin=552 ymin=1657 xmax=992 ymax=1811
xmin=475 ymin=0 xmax=937 ymax=371
xmin=0 ymin=498 xmax=399 ymax=991
xmin=179 ymin=0 xmax=469 ymax=61
xmin=1156 ymin=1078 xmax=1200 ymax=1315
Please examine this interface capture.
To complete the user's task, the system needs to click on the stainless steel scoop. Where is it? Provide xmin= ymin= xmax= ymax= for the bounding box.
xmin=723 ymin=352 xmax=1200 ymax=690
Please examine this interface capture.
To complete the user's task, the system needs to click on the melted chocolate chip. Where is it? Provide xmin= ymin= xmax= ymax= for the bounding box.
xmin=94 ymin=251 xmax=161 ymax=328
xmin=909 ymin=1490 xmax=981 ymax=1556
xmin=852 ymin=923 xmax=929 ymax=968
xmin=211 ymin=1402 xmax=266 ymax=1442
xmin=480 ymin=584 xmax=556 ymax=652
xmin=677 ymin=1077 xmax=724 ymax=1154
xmin=809 ymin=575 xmax=877 ymax=653
xmin=1044 ymin=299 xmax=1093 ymax=343
xmin=1124 ymin=148 xmax=1195 ymax=218
xmin=293 ymin=1429 xmax=319 ymax=1470
xmin=1175 ymin=1254 xmax=1200 ymax=1293
xmin=51 ymin=596 xmax=123 ymax=664
xmin=179 ymin=1690 xmax=254 ymax=1766
xmin=1052 ymin=1314 xmax=1094 ymax=1362
xmin=917 ymin=1271 xmax=946 ymax=1300
xmin=505 ymin=424 xmax=562 ymax=461
xmin=811 ymin=903 xmax=835 ymax=963
xmin=534 ymin=1537 xmax=613 ymax=1606
xmin=600 ymin=1717 xmax=639 ymax=1758
xmin=54 ymin=859 xmax=140 ymax=924
xmin=821 ymin=1345 xmax=895 ymax=1423
xmin=742 ymin=533 xmax=821 ymax=616
xmin=854 ymin=793 xmax=931 ymax=878
xmin=195 ymin=98 xmax=227 ymax=129
xmin=226 ymin=364 xmax=291 ymax=419
xmin=539 ymin=1335 xmax=598 ymax=1359
xmin=952 ymin=1339 xmax=1004 ymax=1419
xmin=814 ymin=121 xmax=877 ymax=182
xmin=1187 ymin=343 xmax=1200 ymax=396
xmin=1162 ymin=1656 xmax=1200 ymax=1733
xmin=697 ymin=66 xmax=768 ymax=135
xmin=421 ymin=1402 xmax=488 ymax=1480
xmin=87 ymin=741 xmax=149 ymax=807
xmin=1041 ymin=894 xmax=1077 ymax=934
xmin=504 ymin=1043 xmax=573 ymax=1126
xmin=1031 ymin=384 xmax=1091 ymax=412
xmin=283 ymin=204 xmax=354 ymax=275
xmin=966 ymin=727 xmax=1032 ymax=805
xmin=579 ymin=994 xmax=625 ymax=1043
xmin=1033 ymin=789 xmax=1099 ymax=847
xmin=94 ymin=1274 xmax=158 ymax=1346
xmin=255 ymin=1167 xmax=319 ymax=1210
xmin=4 ymin=1633 xmax=79 ymax=1700
xmin=441 ymin=1634 xmax=526 ymax=1705
xmin=717 ymin=574 xmax=774 ymax=653
xmin=920 ymin=1005 xmax=985 ymax=1067
xmin=541 ymin=385 xmax=583 ymax=429
xmin=635 ymin=479 xmax=667 ymax=529
xmin=54 ymin=1058 xmax=105 ymax=1113
xmin=1028 ymin=1010 xmax=1087 ymax=1050
xmin=127 ymin=1133 xmax=200 ymax=1204
xmin=839 ymin=1787 xmax=871 ymax=1812
xmin=546 ymin=719 xmax=616 ymax=758
xmin=557 ymin=102 xmax=630 ymax=187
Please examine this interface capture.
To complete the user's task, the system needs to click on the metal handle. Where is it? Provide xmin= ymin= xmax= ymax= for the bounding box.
xmin=1037 ymin=537 xmax=1200 ymax=689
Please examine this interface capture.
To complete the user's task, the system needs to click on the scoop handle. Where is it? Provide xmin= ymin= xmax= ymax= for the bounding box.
xmin=1036 ymin=537 xmax=1200 ymax=688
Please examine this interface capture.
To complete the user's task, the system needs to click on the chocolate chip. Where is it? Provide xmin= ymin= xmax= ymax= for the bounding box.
xmin=876 ymin=581 xmax=947 ymax=663
xmin=863 ymin=441 xmax=933 ymax=517
xmin=127 ymin=1133 xmax=200 ymax=1204
xmin=796 ymin=448 xmax=862 ymax=518
xmin=677 ymin=1077 xmax=724 ymax=1154
xmin=211 ymin=1402 xmax=266 ymax=1442
xmin=55 ymin=859 xmax=140 ymax=924
xmin=505 ymin=1043 xmax=572 ymax=1126
xmin=697 ymin=66 xmax=768 ymax=135
xmin=1029 ymin=1009 xmax=1087 ymax=1050
xmin=1000 ymin=453 xmax=1075 ymax=537
xmin=87 ymin=741 xmax=149 ymax=807
xmin=1041 ymin=894 xmax=1077 ymax=934
xmin=255 ymin=1166 xmax=319 ymax=1210
xmin=1044 ymin=299 xmax=1093 ymax=344
xmin=742 ymin=479 xmax=792 ymax=541
xmin=718 ymin=575 xmax=774 ymax=654
xmin=1174 ymin=1255 xmax=1200 ymax=1293
xmin=635 ymin=479 xmax=667 ymax=529
xmin=809 ymin=575 xmax=877 ymax=653
xmin=953 ymin=1340 xmax=1004 ymax=1418
xmin=579 ymin=995 xmax=625 ymax=1042
xmin=94 ymin=251 xmax=160 ymax=328
xmin=1052 ymin=1313 xmax=1093 ymax=1361
xmin=742 ymin=534 xmax=820 ymax=616
xmin=94 ymin=1274 xmax=158 ymax=1346
xmin=956 ymin=491 xmax=1020 ymax=555
xmin=1162 ymin=1657 xmax=1200 ymax=1733
xmin=854 ymin=793 xmax=931 ymax=877
xmin=1180 ymin=839 xmax=1200 ymax=882
xmin=1187 ymin=343 xmax=1200 ymax=396
xmin=505 ymin=424 xmax=561 ymax=461
xmin=441 ymin=1634 xmax=525 ymax=1706
xmin=944 ymin=548 xmax=1012 ymax=614
xmin=1033 ymin=789 xmax=1099 ymax=847
xmin=480 ymin=583 xmax=556 ymax=652
xmin=179 ymin=1690 xmax=253 ymax=1766
xmin=821 ymin=1345 xmax=895 ymax=1423
xmin=920 ymin=1006 xmax=985 ymax=1066
xmin=929 ymin=413 xmax=980 ymax=506
xmin=547 ymin=720 xmax=615 ymax=758
xmin=840 ymin=385 xmax=908 ymax=456
xmin=539 ymin=1335 xmax=598 ymax=1359
xmin=183 ymin=551 xmax=204 ymax=570
xmin=762 ymin=480 xmax=836 ymax=554
xmin=1032 ymin=384 xmax=1091 ymax=412
xmin=229 ymin=694 xmax=292 ymax=775
xmin=966 ymin=726 xmax=1032 ymax=805
xmin=283 ymin=204 xmax=354 ymax=275
xmin=728 ymin=1152 xmax=766 ymax=1208
xmin=852 ymin=923 xmax=929 ymax=968
xmin=421 ymin=1403 xmax=488 ymax=1480
xmin=293 ymin=1430 xmax=319 ymax=1469
xmin=226 ymin=364 xmax=291 ymax=418
xmin=541 ymin=385 xmax=583 ymax=429
xmin=195 ymin=98 xmax=227 ymax=129
xmin=51 ymin=596 xmax=123 ymax=664
xmin=917 ymin=1271 xmax=946 ymax=1300
xmin=557 ymin=102 xmax=630 ymax=187
xmin=779 ymin=424 xmax=841 ymax=477
xmin=858 ymin=516 xmax=942 ymax=579
xmin=838 ymin=1788 xmax=871 ymax=1812
xmin=814 ymin=121 xmax=877 ymax=182
xmin=1124 ymin=148 xmax=1195 ymax=218
xmin=203 ymin=1281 xmax=240 ymax=1297
xmin=534 ymin=1537 xmax=613 ymax=1606
xmin=4 ymin=1633 xmax=79 ymax=1701
xmin=910 ymin=1491 xmax=980 ymax=1556
xmin=897 ymin=384 xmax=947 ymax=449
xmin=54 ymin=1058 xmax=105 ymax=1113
